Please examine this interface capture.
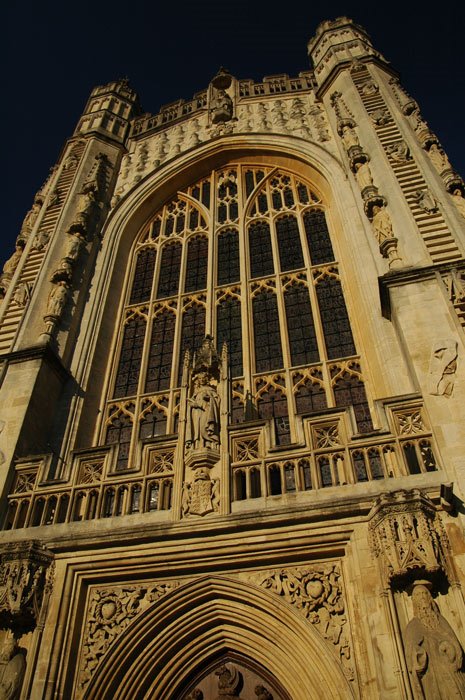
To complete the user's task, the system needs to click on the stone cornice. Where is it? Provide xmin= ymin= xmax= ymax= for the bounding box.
xmin=0 ymin=342 xmax=70 ymax=383
xmin=379 ymin=260 xmax=465 ymax=319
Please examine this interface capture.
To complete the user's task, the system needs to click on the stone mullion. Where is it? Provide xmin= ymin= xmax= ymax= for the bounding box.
xmin=204 ymin=176 xmax=216 ymax=336
xmin=308 ymin=269 xmax=334 ymax=408
xmin=238 ymin=168 xmax=254 ymax=402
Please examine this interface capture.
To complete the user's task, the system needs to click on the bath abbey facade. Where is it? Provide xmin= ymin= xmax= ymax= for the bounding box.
xmin=1 ymin=16 xmax=465 ymax=699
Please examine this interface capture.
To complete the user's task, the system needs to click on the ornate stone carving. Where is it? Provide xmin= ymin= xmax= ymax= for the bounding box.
xmin=17 ymin=195 xmax=43 ymax=245
xmin=450 ymin=189 xmax=465 ymax=218
xmin=411 ymin=189 xmax=438 ymax=213
xmin=67 ymin=187 xmax=101 ymax=237
xmin=371 ymin=205 xmax=403 ymax=268
xmin=354 ymin=160 xmax=374 ymax=194
xmin=78 ymin=581 xmax=177 ymax=696
xmin=255 ymin=686 xmax=273 ymax=700
xmin=368 ymin=490 xmax=451 ymax=586
xmin=405 ymin=581 xmax=465 ymax=699
xmin=428 ymin=339 xmax=458 ymax=397
xmin=1 ymin=246 xmax=23 ymax=286
xmin=45 ymin=282 xmax=69 ymax=320
xmin=330 ymin=91 xmax=355 ymax=131
xmin=256 ymin=564 xmax=354 ymax=681
xmin=182 ymin=471 xmax=220 ymax=517
xmin=371 ymin=108 xmax=390 ymax=126
xmin=386 ymin=140 xmax=411 ymax=163
xmin=184 ymin=690 xmax=203 ymax=700
xmin=361 ymin=79 xmax=378 ymax=96
xmin=13 ymin=282 xmax=32 ymax=308
xmin=215 ymin=664 xmax=241 ymax=697
xmin=186 ymin=373 xmax=221 ymax=451
xmin=31 ymin=230 xmax=50 ymax=252
xmin=408 ymin=107 xmax=437 ymax=147
xmin=427 ymin=143 xmax=452 ymax=176
xmin=0 ymin=632 xmax=26 ymax=700
xmin=210 ymin=67 xmax=234 ymax=125
xmin=308 ymin=104 xmax=330 ymax=142
xmin=0 ymin=541 xmax=54 ymax=629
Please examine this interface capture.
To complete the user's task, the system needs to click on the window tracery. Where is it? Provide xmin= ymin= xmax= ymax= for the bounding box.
xmin=104 ymin=165 xmax=372 ymax=467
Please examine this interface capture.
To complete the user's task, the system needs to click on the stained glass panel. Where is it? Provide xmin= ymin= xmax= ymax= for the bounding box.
xmin=178 ymin=304 xmax=206 ymax=384
xmin=253 ymin=290 xmax=283 ymax=372
xmin=145 ymin=310 xmax=176 ymax=392
xmin=113 ymin=317 xmax=146 ymax=398
xmin=304 ymin=210 xmax=335 ymax=265
xmin=217 ymin=229 xmax=240 ymax=285
xmin=185 ymin=236 xmax=208 ymax=292
xmin=217 ymin=298 xmax=243 ymax=377
xmin=156 ymin=242 xmax=182 ymax=298
xmin=284 ymin=285 xmax=319 ymax=366
xmin=276 ymin=215 xmax=304 ymax=271
xmin=129 ymin=248 xmax=156 ymax=304
xmin=316 ymin=276 xmax=356 ymax=359
xmin=249 ymin=221 xmax=274 ymax=278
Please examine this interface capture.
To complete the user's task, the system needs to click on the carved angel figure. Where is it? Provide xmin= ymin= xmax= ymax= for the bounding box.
xmin=186 ymin=372 xmax=220 ymax=450
xmin=405 ymin=582 xmax=465 ymax=699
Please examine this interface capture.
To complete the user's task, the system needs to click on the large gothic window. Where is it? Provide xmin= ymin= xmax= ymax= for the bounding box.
xmin=105 ymin=166 xmax=371 ymax=468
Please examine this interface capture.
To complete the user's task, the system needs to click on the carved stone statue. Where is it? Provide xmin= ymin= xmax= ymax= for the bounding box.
xmin=371 ymin=108 xmax=390 ymax=126
xmin=354 ymin=161 xmax=373 ymax=191
xmin=64 ymin=232 xmax=85 ymax=261
xmin=428 ymin=339 xmax=458 ymax=397
xmin=186 ymin=372 xmax=220 ymax=450
xmin=69 ymin=187 xmax=100 ymax=235
xmin=211 ymin=89 xmax=233 ymax=124
xmin=371 ymin=205 xmax=394 ymax=244
xmin=405 ymin=582 xmax=465 ymax=699
xmin=386 ymin=141 xmax=410 ymax=163
xmin=31 ymin=230 xmax=50 ymax=252
xmin=13 ymin=282 xmax=32 ymax=308
xmin=46 ymin=283 xmax=68 ymax=319
xmin=411 ymin=189 xmax=438 ymax=214
xmin=361 ymin=80 xmax=378 ymax=96
xmin=428 ymin=144 xmax=452 ymax=175
xmin=0 ymin=634 xmax=26 ymax=700
xmin=341 ymin=125 xmax=359 ymax=150
xmin=450 ymin=189 xmax=465 ymax=219
xmin=2 ymin=246 xmax=23 ymax=281
xmin=18 ymin=196 xmax=43 ymax=242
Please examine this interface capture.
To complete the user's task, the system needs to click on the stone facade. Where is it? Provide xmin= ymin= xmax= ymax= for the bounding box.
xmin=0 ymin=16 xmax=465 ymax=699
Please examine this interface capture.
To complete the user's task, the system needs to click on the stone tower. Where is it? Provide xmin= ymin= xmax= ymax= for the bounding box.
xmin=0 ymin=17 xmax=465 ymax=700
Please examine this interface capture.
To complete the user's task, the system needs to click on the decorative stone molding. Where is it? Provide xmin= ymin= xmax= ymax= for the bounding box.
xmin=255 ymin=564 xmax=354 ymax=682
xmin=77 ymin=581 xmax=178 ymax=696
xmin=368 ymin=490 xmax=452 ymax=587
xmin=0 ymin=541 xmax=54 ymax=629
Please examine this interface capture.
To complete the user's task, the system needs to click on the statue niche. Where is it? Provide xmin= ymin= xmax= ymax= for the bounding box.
xmin=182 ymin=336 xmax=225 ymax=517
xmin=186 ymin=371 xmax=220 ymax=451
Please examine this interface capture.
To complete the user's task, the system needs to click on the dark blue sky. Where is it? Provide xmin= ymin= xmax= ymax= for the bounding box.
xmin=4 ymin=1 xmax=465 ymax=264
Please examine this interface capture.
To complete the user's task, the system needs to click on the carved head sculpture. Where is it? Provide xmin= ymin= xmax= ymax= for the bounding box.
xmin=411 ymin=581 xmax=439 ymax=627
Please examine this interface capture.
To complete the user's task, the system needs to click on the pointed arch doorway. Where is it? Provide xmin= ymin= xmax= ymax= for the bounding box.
xmin=83 ymin=576 xmax=354 ymax=700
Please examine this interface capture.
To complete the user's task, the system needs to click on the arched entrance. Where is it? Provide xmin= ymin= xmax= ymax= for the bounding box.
xmin=83 ymin=575 xmax=354 ymax=700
